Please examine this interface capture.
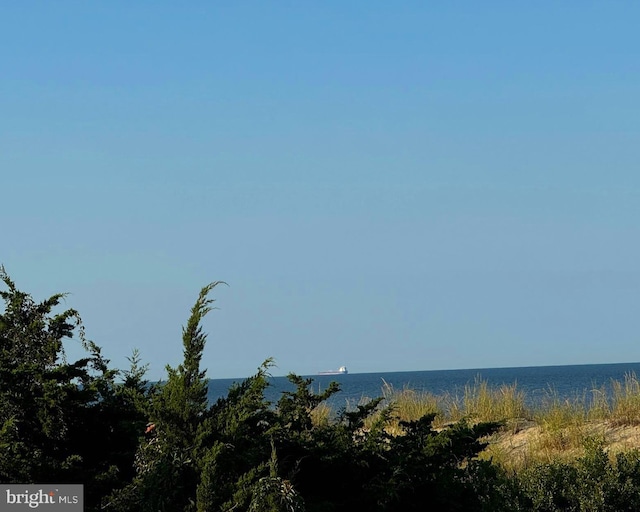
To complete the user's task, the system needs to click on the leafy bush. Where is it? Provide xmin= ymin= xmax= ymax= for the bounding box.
xmin=516 ymin=438 xmax=640 ymax=511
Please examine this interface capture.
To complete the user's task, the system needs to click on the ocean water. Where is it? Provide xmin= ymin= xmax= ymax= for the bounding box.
xmin=206 ymin=362 xmax=640 ymax=411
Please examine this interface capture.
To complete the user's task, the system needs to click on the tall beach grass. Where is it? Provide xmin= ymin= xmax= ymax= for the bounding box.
xmin=320 ymin=372 xmax=640 ymax=471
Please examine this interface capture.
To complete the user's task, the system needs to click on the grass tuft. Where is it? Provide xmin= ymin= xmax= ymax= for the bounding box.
xmin=609 ymin=372 xmax=640 ymax=426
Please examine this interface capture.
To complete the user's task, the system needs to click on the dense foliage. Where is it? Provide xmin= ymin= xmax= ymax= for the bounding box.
xmin=3 ymin=268 xmax=640 ymax=511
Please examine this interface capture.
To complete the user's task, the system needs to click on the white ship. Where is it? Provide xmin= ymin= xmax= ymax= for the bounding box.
xmin=318 ymin=366 xmax=348 ymax=375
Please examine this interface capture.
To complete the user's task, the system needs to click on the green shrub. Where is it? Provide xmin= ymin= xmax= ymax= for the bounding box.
xmin=516 ymin=438 xmax=640 ymax=511
xmin=0 ymin=267 xmax=148 ymax=511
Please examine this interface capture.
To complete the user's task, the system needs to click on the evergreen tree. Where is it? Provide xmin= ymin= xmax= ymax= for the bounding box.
xmin=0 ymin=266 xmax=145 ymax=511
xmin=107 ymin=281 xmax=227 ymax=511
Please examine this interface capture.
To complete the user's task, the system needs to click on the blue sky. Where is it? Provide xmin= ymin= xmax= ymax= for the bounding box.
xmin=2 ymin=2 xmax=640 ymax=379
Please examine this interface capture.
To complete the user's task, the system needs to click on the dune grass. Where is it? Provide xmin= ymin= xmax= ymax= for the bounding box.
xmin=457 ymin=376 xmax=527 ymax=425
xmin=609 ymin=372 xmax=640 ymax=426
xmin=375 ymin=373 xmax=640 ymax=427
xmin=317 ymin=372 xmax=640 ymax=471
xmin=309 ymin=401 xmax=333 ymax=427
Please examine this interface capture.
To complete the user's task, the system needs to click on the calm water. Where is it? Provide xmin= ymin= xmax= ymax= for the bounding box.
xmin=206 ymin=362 xmax=640 ymax=410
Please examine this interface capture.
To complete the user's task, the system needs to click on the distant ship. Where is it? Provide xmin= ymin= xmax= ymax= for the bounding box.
xmin=318 ymin=366 xmax=348 ymax=375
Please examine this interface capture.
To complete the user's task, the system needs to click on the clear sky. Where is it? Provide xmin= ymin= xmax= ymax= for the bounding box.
xmin=2 ymin=2 xmax=639 ymax=380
